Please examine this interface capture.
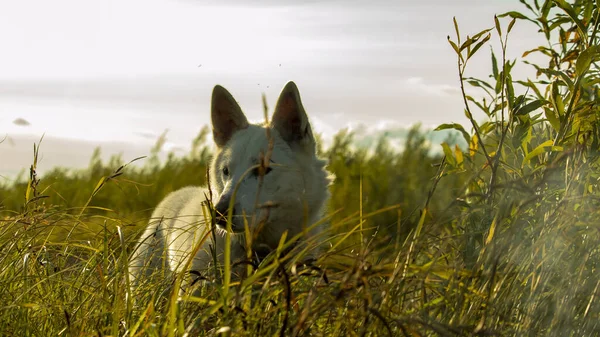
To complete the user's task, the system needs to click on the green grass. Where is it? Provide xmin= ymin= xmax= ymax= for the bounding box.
xmin=2 ymin=1 xmax=600 ymax=335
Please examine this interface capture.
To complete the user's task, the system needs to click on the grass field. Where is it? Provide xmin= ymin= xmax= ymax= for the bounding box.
xmin=2 ymin=1 xmax=600 ymax=336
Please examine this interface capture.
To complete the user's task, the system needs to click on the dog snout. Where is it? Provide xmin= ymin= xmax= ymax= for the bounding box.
xmin=214 ymin=198 xmax=231 ymax=218
xmin=214 ymin=198 xmax=242 ymax=232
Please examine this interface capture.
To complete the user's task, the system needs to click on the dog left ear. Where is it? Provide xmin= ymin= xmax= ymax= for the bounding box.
xmin=271 ymin=81 xmax=316 ymax=154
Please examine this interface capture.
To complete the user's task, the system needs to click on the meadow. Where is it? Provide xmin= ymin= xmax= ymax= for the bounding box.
xmin=1 ymin=1 xmax=600 ymax=335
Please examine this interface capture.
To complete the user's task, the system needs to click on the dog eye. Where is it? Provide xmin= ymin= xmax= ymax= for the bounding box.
xmin=222 ymin=167 xmax=230 ymax=176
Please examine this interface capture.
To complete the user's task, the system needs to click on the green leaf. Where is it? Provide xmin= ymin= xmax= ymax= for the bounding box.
xmin=512 ymin=120 xmax=531 ymax=149
xmin=453 ymin=17 xmax=460 ymax=43
xmin=466 ymin=95 xmax=491 ymax=116
xmin=471 ymin=28 xmax=493 ymax=41
xmin=506 ymin=71 xmax=515 ymax=109
xmin=454 ymin=144 xmax=464 ymax=167
xmin=554 ymin=0 xmax=587 ymax=37
xmin=551 ymin=81 xmax=565 ymax=116
xmin=522 ymin=46 xmax=552 ymax=58
xmin=460 ymin=36 xmax=476 ymax=52
xmin=498 ymin=11 xmax=529 ymax=20
xmin=435 ymin=123 xmax=471 ymax=144
xmin=460 ymin=29 xmax=492 ymax=55
xmin=512 ymin=94 xmax=527 ymax=111
xmin=516 ymin=80 xmax=543 ymax=99
xmin=467 ymin=78 xmax=493 ymax=90
xmin=441 ymin=142 xmax=456 ymax=167
xmin=540 ymin=69 xmax=574 ymax=90
xmin=92 ymin=176 xmax=108 ymax=197
xmin=485 ymin=214 xmax=498 ymax=245
xmin=495 ymin=72 xmax=503 ymax=94
xmin=522 ymin=140 xmax=563 ymax=167
xmin=491 ymin=47 xmax=499 ymax=80
xmin=469 ymin=134 xmax=479 ymax=157
xmin=507 ymin=18 xmax=516 ymax=34
xmin=515 ymin=99 xmax=545 ymax=116
xmin=541 ymin=0 xmax=553 ymax=19
xmin=464 ymin=108 xmax=474 ymax=120
xmin=494 ymin=15 xmax=501 ymax=37
xmin=447 ymin=36 xmax=461 ymax=58
xmin=583 ymin=1 xmax=593 ymax=25
xmin=576 ymin=46 xmax=599 ymax=77
xmin=468 ymin=33 xmax=491 ymax=59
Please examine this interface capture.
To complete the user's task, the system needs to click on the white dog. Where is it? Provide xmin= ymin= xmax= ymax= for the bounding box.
xmin=128 ymin=81 xmax=330 ymax=292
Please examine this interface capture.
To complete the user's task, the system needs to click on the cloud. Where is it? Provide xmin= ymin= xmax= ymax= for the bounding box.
xmin=162 ymin=142 xmax=187 ymax=153
xmin=325 ymin=121 xmax=467 ymax=155
xmin=134 ymin=130 xmax=161 ymax=140
xmin=12 ymin=118 xmax=30 ymax=126
xmin=402 ymin=77 xmax=459 ymax=97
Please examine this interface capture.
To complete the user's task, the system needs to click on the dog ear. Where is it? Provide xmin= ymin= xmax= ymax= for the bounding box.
xmin=211 ymin=85 xmax=249 ymax=147
xmin=271 ymin=81 xmax=316 ymax=154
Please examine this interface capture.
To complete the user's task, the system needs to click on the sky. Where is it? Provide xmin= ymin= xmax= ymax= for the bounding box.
xmin=0 ymin=0 xmax=544 ymax=178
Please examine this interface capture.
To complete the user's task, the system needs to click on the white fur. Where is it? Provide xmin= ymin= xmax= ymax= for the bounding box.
xmin=128 ymin=81 xmax=330 ymax=292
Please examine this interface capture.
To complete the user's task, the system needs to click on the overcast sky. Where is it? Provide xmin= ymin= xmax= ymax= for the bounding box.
xmin=0 ymin=0 xmax=544 ymax=177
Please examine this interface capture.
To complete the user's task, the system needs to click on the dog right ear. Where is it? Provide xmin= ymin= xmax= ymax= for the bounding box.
xmin=211 ymin=85 xmax=249 ymax=147
xmin=271 ymin=81 xmax=316 ymax=155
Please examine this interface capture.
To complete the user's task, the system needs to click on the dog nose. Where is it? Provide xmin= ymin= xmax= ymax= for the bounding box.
xmin=214 ymin=198 xmax=239 ymax=231
xmin=214 ymin=198 xmax=230 ymax=218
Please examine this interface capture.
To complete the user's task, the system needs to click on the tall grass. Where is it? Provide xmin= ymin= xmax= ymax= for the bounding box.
xmin=1 ymin=1 xmax=600 ymax=335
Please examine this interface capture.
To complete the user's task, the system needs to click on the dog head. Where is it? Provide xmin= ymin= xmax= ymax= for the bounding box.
xmin=209 ymin=81 xmax=330 ymax=251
